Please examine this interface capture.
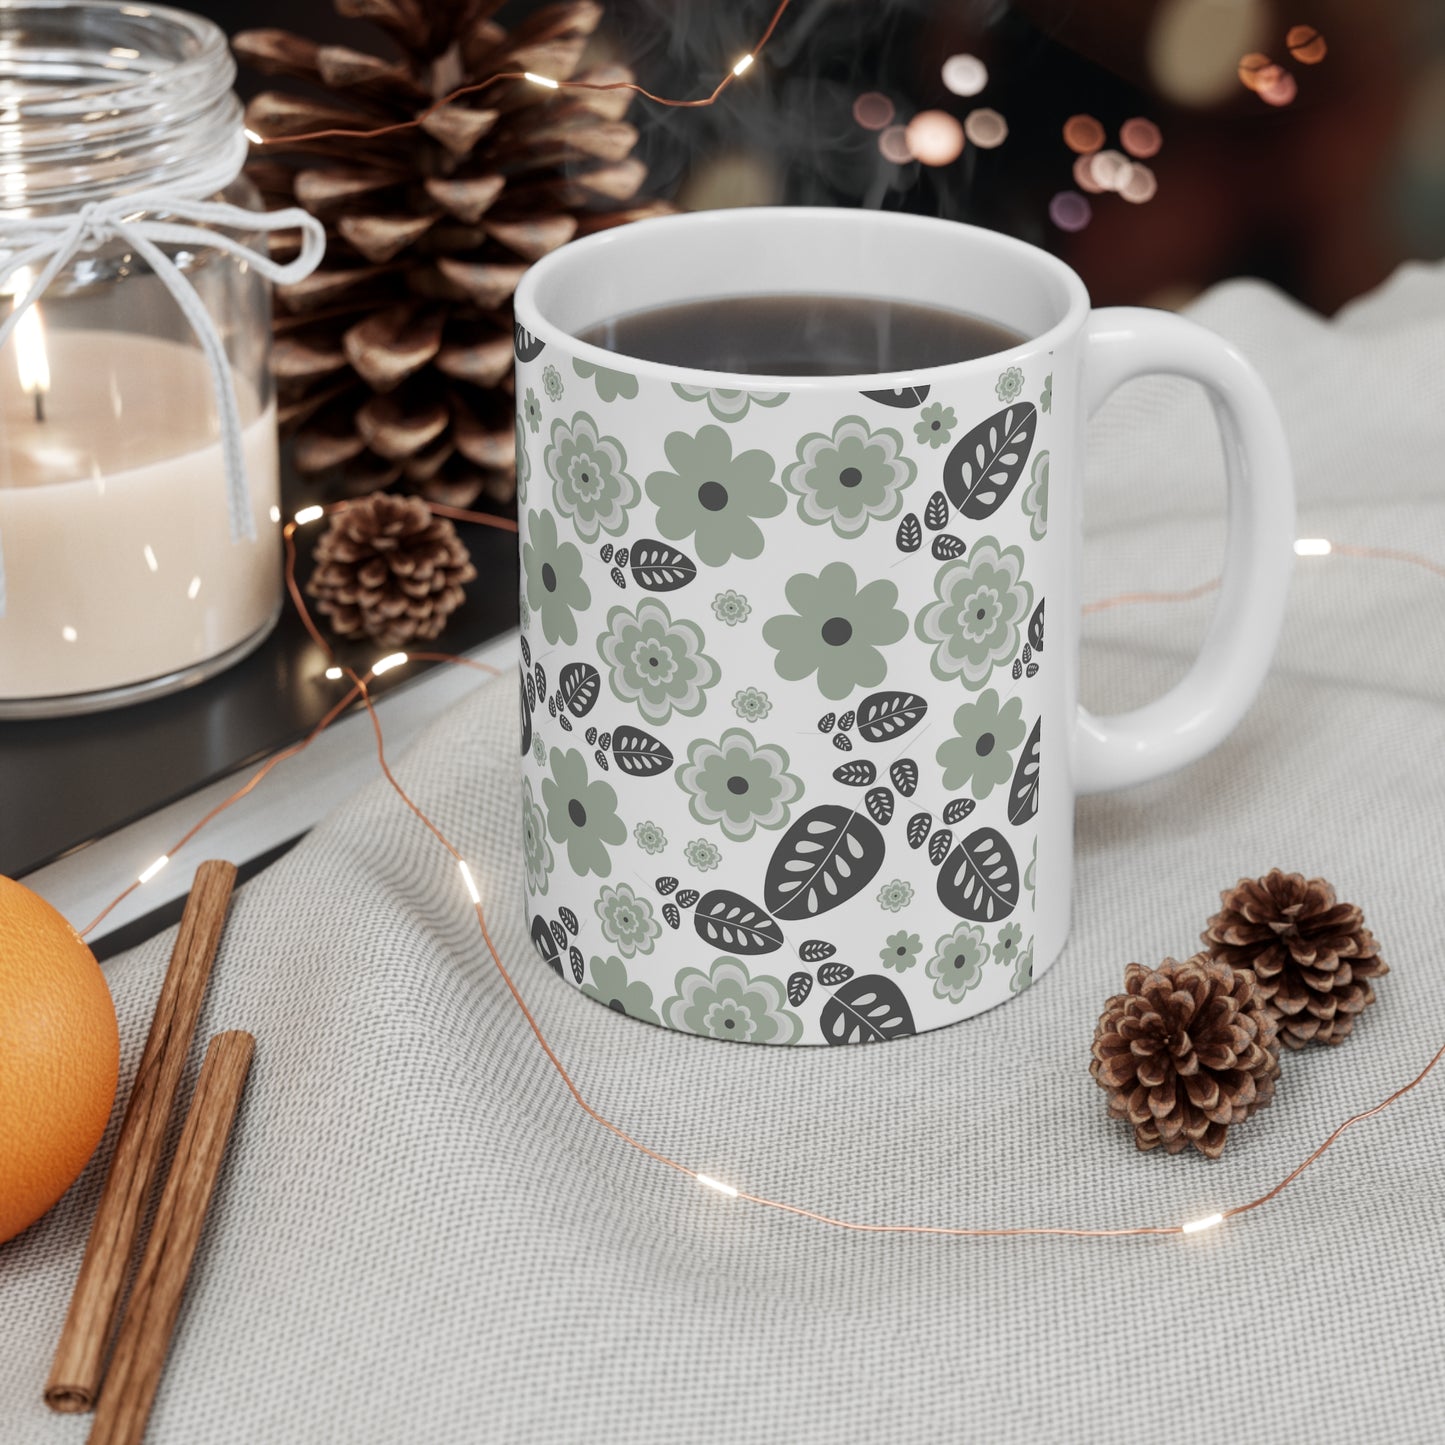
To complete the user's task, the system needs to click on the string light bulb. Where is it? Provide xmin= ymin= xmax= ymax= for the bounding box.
xmin=371 ymin=652 xmax=408 ymax=676
xmin=459 ymin=860 xmax=482 ymax=905
xmin=294 ymin=505 xmax=324 ymax=525
xmin=732 ymin=53 xmax=755 ymax=76
xmin=696 ymin=1174 xmax=740 ymax=1198
xmin=523 ymin=71 xmax=559 ymax=89
xmin=324 ymin=666 xmax=343 ymax=681
xmin=1181 ymin=1213 xmax=1225 ymax=1235
xmin=137 ymin=855 xmax=170 ymax=885
xmin=1294 ymin=537 xmax=1333 ymax=556
xmin=242 ymin=127 xmax=263 ymax=145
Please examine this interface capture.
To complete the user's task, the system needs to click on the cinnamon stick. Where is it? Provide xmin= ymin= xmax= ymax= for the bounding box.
xmin=46 ymin=860 xmax=238 ymax=1413
xmin=87 ymin=1032 xmax=255 ymax=1445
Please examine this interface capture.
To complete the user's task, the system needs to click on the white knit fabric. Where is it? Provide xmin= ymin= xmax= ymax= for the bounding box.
xmin=2 ymin=266 xmax=1443 ymax=1444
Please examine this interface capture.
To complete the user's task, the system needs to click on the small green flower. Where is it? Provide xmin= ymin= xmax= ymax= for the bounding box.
xmin=677 ymin=727 xmax=803 ymax=841
xmin=712 ymin=589 xmax=751 ymax=626
xmin=993 ymin=922 xmax=1023 ymax=966
xmin=573 ymin=357 xmax=639 ymax=402
xmin=582 ymin=955 xmax=660 ymax=1024
xmin=661 ymin=956 xmax=802 ymax=1044
xmin=598 ymin=597 xmax=718 ymax=723
xmin=926 ymin=922 xmax=989 ymax=1004
xmin=880 ymin=930 xmax=922 ymax=971
xmin=672 ymin=384 xmax=788 ymax=423
xmin=783 ymin=415 xmax=915 ymax=537
xmin=1039 ymin=373 xmax=1053 ymax=413
xmin=521 ymin=776 xmax=553 ymax=896
xmin=684 ymin=837 xmax=722 ymax=872
xmin=515 ymin=414 xmax=531 ymax=505
xmin=731 ymin=686 xmax=772 ymax=722
xmin=916 ymin=536 xmax=1033 ymax=688
xmin=633 ymin=819 xmax=667 ymax=855
xmin=541 ymin=746 xmax=627 ymax=879
xmin=876 ymin=879 xmax=914 ymax=913
xmin=522 ymin=509 xmax=591 ymax=647
xmin=935 ymin=688 xmax=1028 ymax=799
xmin=762 ymin=561 xmax=908 ymax=701
xmin=913 ymin=401 xmax=957 ymax=449
xmin=1021 ymin=449 xmax=1049 ymax=541
xmin=1010 ymin=937 xmax=1035 ymax=994
xmin=532 ymin=732 xmax=546 ymax=765
xmin=542 ymin=364 xmax=564 ymax=401
xmin=523 ymin=386 xmax=543 ymax=433
xmin=995 ymin=365 xmax=1025 ymax=403
xmin=545 ymin=411 xmax=639 ymax=542
xmin=595 ymin=882 xmax=661 ymax=958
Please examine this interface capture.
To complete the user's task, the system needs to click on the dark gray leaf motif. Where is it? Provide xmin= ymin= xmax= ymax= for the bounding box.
xmin=610 ymin=565 xmax=626 ymax=588
xmin=532 ymin=915 xmax=562 ymax=977
xmin=628 ymin=538 xmax=697 ymax=591
xmin=856 ymin=690 xmax=928 ymax=743
xmin=833 ymin=760 xmax=877 ymax=787
xmin=818 ymin=712 xmax=836 ymax=734
xmin=525 ymin=669 xmax=536 ymax=713
xmin=599 ymin=543 xmax=613 ymax=564
xmin=558 ymin=906 xmax=579 ymax=936
xmin=924 ymin=491 xmax=949 ymax=530
xmin=514 ymin=321 xmax=545 ymax=362
xmin=787 ymin=971 xmax=814 ymax=1008
xmin=611 ymin=726 xmax=674 ymax=776
xmin=943 ymin=797 xmax=976 ymax=824
xmin=889 ymin=758 xmax=918 ymax=797
xmin=832 ymin=733 xmax=853 ymax=752
xmin=569 ymin=945 xmax=584 ymax=984
xmin=584 ymin=726 xmax=597 ymax=746
xmin=557 ymin=713 xmax=573 ymax=732
xmin=937 ymin=827 xmax=1021 ymax=921
xmin=799 ymin=940 xmax=836 ymax=962
xmin=819 ymin=974 xmax=917 ymax=1044
xmin=1022 ymin=643 xmax=1032 ymax=665
xmin=928 ymin=827 xmax=953 ymax=866
xmin=519 ymin=633 xmax=531 ymax=669
xmin=1008 ymin=717 xmax=1042 ymax=825
xmin=838 ymin=709 xmax=856 ymax=732
xmin=943 ymin=402 xmax=1037 ymax=519
xmin=546 ymin=695 xmax=557 ymax=720
xmin=816 ymin=961 xmax=855 ymax=987
xmin=549 ymin=920 xmax=568 ymax=950
xmin=663 ymin=902 xmax=681 ymax=929
xmin=906 ymin=811 xmax=932 ymax=849
xmin=593 ymin=748 xmax=608 ymax=770
xmin=1011 ymin=658 xmax=1023 ymax=680
xmin=675 ymin=888 xmax=700 ymax=909
xmin=597 ymin=731 xmax=612 ymax=750
xmin=534 ymin=661 xmax=546 ymax=698
xmin=520 ymin=667 xmax=532 ymax=757
xmin=861 ymin=383 xmax=930 ymax=407
xmin=655 ymin=876 xmax=679 ymax=895
xmin=614 ymin=547 xmax=629 ymax=568
xmin=1029 ymin=597 xmax=1045 ymax=653
xmin=693 ymin=890 xmax=784 ymax=954
xmin=931 ymin=534 xmax=966 ymax=561
xmin=896 ymin=513 xmax=922 ymax=553
xmin=764 ymin=805 xmax=887 ymax=920
xmin=865 ymin=786 xmax=894 ymax=825
xmin=1026 ymin=662 xmax=1039 ymax=678
xmin=559 ymin=661 xmax=601 ymax=717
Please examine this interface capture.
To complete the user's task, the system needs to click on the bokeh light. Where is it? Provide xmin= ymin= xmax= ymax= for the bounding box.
xmin=1119 ymin=118 xmax=1163 ymax=159
xmin=1286 ymin=24 xmax=1327 ymax=64
xmin=1119 ymin=163 xmax=1159 ymax=204
xmin=878 ymin=125 xmax=913 ymax=163
xmin=1257 ymin=67 xmax=1298 ymax=106
xmin=1088 ymin=148 xmax=1132 ymax=192
xmin=676 ymin=152 xmax=782 ymax=211
xmin=1049 ymin=191 xmax=1092 ymax=232
xmin=852 ymin=92 xmax=895 ymax=131
xmin=941 ymin=53 xmax=988 ymax=97
xmin=963 ymin=107 xmax=1008 ymax=149
xmin=1237 ymin=52 xmax=1272 ymax=91
xmin=905 ymin=109 xmax=965 ymax=166
xmin=1072 ymin=153 xmax=1104 ymax=194
xmin=1149 ymin=0 xmax=1269 ymax=107
xmin=1063 ymin=114 xmax=1106 ymax=154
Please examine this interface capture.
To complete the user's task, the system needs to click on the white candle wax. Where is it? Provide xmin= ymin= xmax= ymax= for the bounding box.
xmin=0 ymin=329 xmax=280 ymax=702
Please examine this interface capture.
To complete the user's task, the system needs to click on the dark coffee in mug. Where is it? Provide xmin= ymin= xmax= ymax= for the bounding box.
xmin=577 ymin=294 xmax=1025 ymax=375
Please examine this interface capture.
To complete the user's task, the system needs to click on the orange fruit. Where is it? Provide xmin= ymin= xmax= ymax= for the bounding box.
xmin=0 ymin=876 xmax=119 ymax=1245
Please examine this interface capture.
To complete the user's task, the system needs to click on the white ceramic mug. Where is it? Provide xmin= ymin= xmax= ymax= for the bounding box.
xmin=512 ymin=208 xmax=1293 ymax=1045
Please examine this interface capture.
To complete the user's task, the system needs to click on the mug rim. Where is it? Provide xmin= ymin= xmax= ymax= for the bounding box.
xmin=514 ymin=206 xmax=1091 ymax=391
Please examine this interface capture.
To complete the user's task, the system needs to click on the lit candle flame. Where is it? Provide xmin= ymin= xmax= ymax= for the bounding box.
xmin=7 ymin=267 xmax=50 ymax=422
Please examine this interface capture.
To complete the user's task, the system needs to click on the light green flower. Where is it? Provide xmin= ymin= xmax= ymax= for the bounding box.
xmin=541 ymin=746 xmax=627 ymax=879
xmin=633 ymin=819 xmax=667 ymax=855
xmin=762 ymin=561 xmax=908 ymax=701
xmin=532 ymin=732 xmax=546 ymax=765
xmin=515 ymin=414 xmax=531 ymax=505
xmin=661 ymin=956 xmax=802 ymax=1044
xmin=598 ymin=597 xmax=718 ymax=723
xmin=995 ymin=365 xmax=1025 ymax=403
xmin=677 ymin=727 xmax=802 ymax=841
xmin=1040 ymin=373 xmax=1053 ymax=413
xmin=522 ymin=509 xmax=591 ymax=647
xmin=1010 ymin=937 xmax=1035 ymax=994
xmin=672 ymin=384 xmax=788 ymax=423
xmin=935 ymin=688 xmax=1028 ymax=798
xmin=1021 ymin=449 xmax=1049 ymax=541
xmin=573 ymin=357 xmax=639 ymax=402
xmin=876 ymin=879 xmax=914 ymax=912
xmin=645 ymin=424 xmax=785 ymax=566
xmin=595 ymin=882 xmax=661 ymax=958
xmin=881 ymin=930 xmax=922 ymax=971
xmin=914 ymin=401 xmax=957 ymax=449
xmin=916 ymin=536 xmax=1033 ymax=688
xmin=926 ymin=922 xmax=989 ymax=1004
xmin=712 ymin=589 xmax=751 ymax=626
xmin=582 ymin=955 xmax=660 ymax=1024
xmin=684 ymin=837 xmax=722 ymax=872
xmin=542 ymin=364 xmax=564 ymax=401
xmin=521 ymin=776 xmax=553 ymax=896
xmin=993 ymin=922 xmax=1024 ymax=966
xmin=545 ymin=411 xmax=639 ymax=542
xmin=783 ymin=415 xmax=915 ymax=537
xmin=731 ymin=686 xmax=772 ymax=722
xmin=523 ymin=386 xmax=543 ymax=433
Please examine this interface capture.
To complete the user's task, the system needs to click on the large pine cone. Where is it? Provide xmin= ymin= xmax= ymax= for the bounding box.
xmin=235 ymin=0 xmax=667 ymax=509
xmin=1202 ymin=869 xmax=1388 ymax=1049
xmin=1091 ymin=956 xmax=1281 ymax=1159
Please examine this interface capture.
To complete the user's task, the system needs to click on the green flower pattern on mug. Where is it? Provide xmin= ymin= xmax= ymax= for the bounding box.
xmin=521 ymin=777 xmax=553 ymax=897
xmin=672 ymin=384 xmax=788 ymax=423
xmin=676 ymin=728 xmax=803 ymax=841
xmin=595 ymin=882 xmax=661 ymax=958
xmin=515 ymin=415 xmax=531 ymax=504
xmin=1024 ymin=838 xmax=1037 ymax=901
xmin=783 ymin=415 xmax=915 ymax=537
xmin=916 ymin=536 xmax=1033 ymax=687
xmin=541 ymin=746 xmax=627 ymax=879
xmin=582 ymin=955 xmax=660 ymax=1025
xmin=914 ymin=401 xmax=956 ymax=449
xmin=542 ymin=364 xmax=564 ymax=401
xmin=1021 ymin=449 xmax=1049 ymax=541
xmin=993 ymin=922 xmax=1023 ymax=966
xmin=926 ymin=922 xmax=989 ymax=1004
xmin=646 ymin=424 xmax=785 ymax=566
xmin=1039 ymin=373 xmax=1053 ymax=413
xmin=633 ymin=819 xmax=667 ymax=855
xmin=546 ymin=412 xmax=639 ymax=542
xmin=523 ymin=386 xmax=543 ymax=433
xmin=573 ymin=357 xmax=639 ymax=402
xmin=522 ymin=509 xmax=591 ymax=647
xmin=731 ymin=686 xmax=772 ymax=722
xmin=995 ymin=365 xmax=1025 ymax=403
xmin=712 ymin=589 xmax=751 ymax=626
xmin=1010 ymin=937 xmax=1035 ymax=994
xmin=662 ymin=956 xmax=803 ymax=1044
xmin=598 ymin=597 xmax=718 ymax=723
xmin=762 ymin=561 xmax=908 ymax=701
xmin=880 ymin=930 xmax=923 ymax=971
xmin=532 ymin=732 xmax=546 ymax=766
xmin=876 ymin=879 xmax=914 ymax=913
xmin=684 ymin=837 xmax=722 ymax=872
xmin=936 ymin=688 xmax=1028 ymax=799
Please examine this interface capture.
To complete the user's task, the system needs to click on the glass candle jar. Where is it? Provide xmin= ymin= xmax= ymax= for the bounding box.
xmin=0 ymin=1 xmax=289 ymax=716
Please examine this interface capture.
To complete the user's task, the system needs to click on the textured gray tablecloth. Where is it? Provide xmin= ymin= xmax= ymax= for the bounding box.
xmin=4 ymin=266 xmax=1444 ymax=1445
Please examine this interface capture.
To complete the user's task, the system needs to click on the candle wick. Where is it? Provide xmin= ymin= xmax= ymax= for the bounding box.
xmin=33 ymin=390 xmax=45 ymax=423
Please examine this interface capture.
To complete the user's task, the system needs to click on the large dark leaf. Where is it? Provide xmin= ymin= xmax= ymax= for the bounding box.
xmin=799 ymin=939 xmax=836 ymax=962
xmin=833 ymin=760 xmax=876 ymax=787
xmin=628 ymin=538 xmax=698 ymax=591
xmin=861 ymin=384 xmax=929 ymax=407
xmin=519 ymin=665 xmax=532 ymax=757
xmin=514 ymin=321 xmax=545 ymax=362
xmin=855 ymin=691 xmax=928 ymax=743
xmin=531 ymin=914 xmax=562 ymax=977
xmin=937 ymin=827 xmax=1021 ymax=921
xmin=819 ymin=974 xmax=917 ymax=1044
xmin=816 ymin=961 xmax=855 ymax=987
xmin=787 ymin=971 xmax=813 ymax=1008
xmin=906 ymin=811 xmax=932 ymax=849
xmin=611 ymin=726 xmax=673 ymax=776
xmin=693 ymin=890 xmax=783 ymax=953
xmin=764 ymin=805 xmax=886 ymax=920
xmin=889 ymin=758 xmax=918 ymax=797
xmin=558 ymin=661 xmax=600 ymax=718
xmin=1009 ymin=717 xmax=1042 ymax=825
xmin=865 ymin=787 xmax=894 ymax=825
xmin=1029 ymin=597 xmax=1045 ymax=653
xmin=942 ymin=402 xmax=1037 ymax=519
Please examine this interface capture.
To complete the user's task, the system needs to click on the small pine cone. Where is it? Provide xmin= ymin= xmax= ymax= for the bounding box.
xmin=1091 ymin=956 xmax=1281 ymax=1159
xmin=307 ymin=494 xmax=476 ymax=647
xmin=1202 ymin=870 xmax=1388 ymax=1050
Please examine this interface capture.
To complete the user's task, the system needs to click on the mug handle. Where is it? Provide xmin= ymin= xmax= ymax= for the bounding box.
xmin=1075 ymin=307 xmax=1295 ymax=794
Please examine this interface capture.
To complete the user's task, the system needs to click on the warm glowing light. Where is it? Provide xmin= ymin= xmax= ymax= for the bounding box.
xmin=1063 ymin=114 xmax=1106 ymax=155
xmin=905 ymin=109 xmax=965 ymax=166
xmin=962 ymin=107 xmax=1008 ymax=149
xmin=696 ymin=1174 xmax=739 ymax=1198
xmin=1149 ymin=0 xmax=1268 ymax=106
xmin=372 ymin=651 xmax=408 ymax=675
xmin=459 ymin=859 xmax=482 ymax=904
xmin=1119 ymin=163 xmax=1159 ymax=204
xmin=852 ymin=91 xmax=894 ymax=131
xmin=61 ymin=625 xmax=78 ymax=642
xmin=187 ymin=575 xmax=202 ymax=600
xmin=1181 ymin=1212 xmax=1224 ymax=1235
xmin=294 ymin=505 xmax=325 ymax=525
xmin=524 ymin=71 xmax=559 ymax=89
xmin=1119 ymin=117 xmax=1163 ymax=159
xmin=1088 ymin=149 xmax=1132 ymax=192
xmin=1237 ymin=52 xmax=1273 ymax=91
xmin=324 ymin=665 xmax=344 ymax=680
xmin=269 ymin=504 xmax=282 ymax=524
xmin=243 ymin=127 xmax=263 ymax=145
xmin=1257 ymin=67 xmax=1298 ymax=106
xmin=143 ymin=543 xmax=159 ymax=572
xmin=1287 ymin=24 xmax=1327 ymax=64
xmin=1072 ymin=154 xmax=1104 ymax=194
xmin=878 ymin=125 xmax=912 ymax=164
xmin=110 ymin=46 xmax=140 ymax=58
xmin=732 ymin=53 xmax=754 ymax=76
xmin=941 ymin=53 xmax=988 ymax=97
xmin=138 ymin=854 xmax=170 ymax=885
xmin=1048 ymin=191 xmax=1092 ymax=233
xmin=1295 ymin=537 xmax=1333 ymax=556
xmin=6 ymin=267 xmax=51 ymax=407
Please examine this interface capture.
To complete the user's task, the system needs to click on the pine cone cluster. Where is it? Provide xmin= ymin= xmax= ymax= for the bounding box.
xmin=307 ymin=493 xmax=476 ymax=646
xmin=235 ymin=0 xmax=667 ymax=509
xmin=1202 ymin=869 xmax=1388 ymax=1050
xmin=1091 ymin=956 xmax=1281 ymax=1159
